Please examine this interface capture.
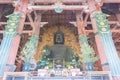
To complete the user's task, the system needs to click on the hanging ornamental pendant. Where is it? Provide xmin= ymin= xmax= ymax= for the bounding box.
xmin=94 ymin=12 xmax=110 ymax=34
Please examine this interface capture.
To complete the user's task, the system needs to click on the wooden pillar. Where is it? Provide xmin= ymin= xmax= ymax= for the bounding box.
xmin=116 ymin=14 xmax=120 ymax=24
xmin=0 ymin=6 xmax=2 ymax=21
xmin=33 ymin=13 xmax=42 ymax=63
xmin=0 ymin=6 xmax=3 ymax=32
xmin=88 ymin=0 xmax=110 ymax=71
xmin=6 ymin=0 xmax=28 ymax=71
xmin=76 ymin=12 xmax=85 ymax=70
xmin=34 ymin=13 xmax=42 ymax=36
xmin=89 ymin=1 xmax=120 ymax=79
xmin=34 ymin=13 xmax=47 ymax=62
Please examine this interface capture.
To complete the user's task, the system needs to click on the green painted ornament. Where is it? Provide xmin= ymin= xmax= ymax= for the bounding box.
xmin=80 ymin=35 xmax=98 ymax=63
xmin=5 ymin=12 xmax=21 ymax=35
xmin=100 ymin=22 xmax=105 ymax=26
xmin=94 ymin=12 xmax=110 ymax=34
xmin=101 ymin=28 xmax=107 ymax=31
xmin=21 ymin=35 xmax=38 ymax=63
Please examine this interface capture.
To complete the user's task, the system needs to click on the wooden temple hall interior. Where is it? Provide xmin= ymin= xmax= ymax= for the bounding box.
xmin=0 ymin=0 xmax=120 ymax=80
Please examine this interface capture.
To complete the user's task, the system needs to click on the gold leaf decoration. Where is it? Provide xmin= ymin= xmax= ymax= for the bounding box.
xmin=35 ymin=26 xmax=81 ymax=61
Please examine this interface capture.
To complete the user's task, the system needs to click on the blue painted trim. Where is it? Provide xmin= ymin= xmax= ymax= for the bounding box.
xmin=6 ymin=64 xmax=16 ymax=72
xmin=101 ymin=63 xmax=109 ymax=66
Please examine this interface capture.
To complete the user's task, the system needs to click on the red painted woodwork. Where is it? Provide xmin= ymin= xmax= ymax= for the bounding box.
xmin=88 ymin=0 xmax=110 ymax=71
xmin=6 ymin=0 xmax=28 ymax=72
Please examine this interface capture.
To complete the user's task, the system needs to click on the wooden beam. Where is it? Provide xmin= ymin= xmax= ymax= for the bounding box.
xmin=0 ymin=21 xmax=119 ymax=25
xmin=33 ymin=0 xmax=120 ymax=4
xmin=0 ymin=1 xmax=12 ymax=4
xmin=0 ymin=22 xmax=48 ymax=25
xmin=33 ymin=0 xmax=85 ymax=3
xmin=0 ymin=29 xmax=119 ymax=34
xmin=0 ymin=0 xmax=120 ymax=4
xmin=27 ymin=14 xmax=35 ymax=34
xmin=0 ymin=30 xmax=32 ymax=34
xmin=84 ymin=30 xmax=120 ymax=33
xmin=83 ymin=13 xmax=90 ymax=33
xmin=28 ymin=5 xmax=87 ymax=10
xmin=103 ymin=0 xmax=120 ymax=3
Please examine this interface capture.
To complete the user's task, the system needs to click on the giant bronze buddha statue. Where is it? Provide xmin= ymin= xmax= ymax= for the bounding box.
xmin=37 ymin=31 xmax=76 ymax=69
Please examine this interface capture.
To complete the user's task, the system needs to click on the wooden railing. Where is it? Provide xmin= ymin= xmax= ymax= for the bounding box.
xmin=3 ymin=72 xmax=32 ymax=80
xmin=0 ymin=0 xmax=13 ymax=4
xmin=3 ymin=71 xmax=113 ymax=80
